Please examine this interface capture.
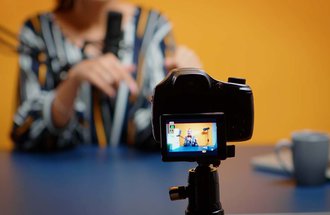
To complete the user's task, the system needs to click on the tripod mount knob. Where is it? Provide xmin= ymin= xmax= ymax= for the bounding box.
xmin=169 ymin=186 xmax=188 ymax=200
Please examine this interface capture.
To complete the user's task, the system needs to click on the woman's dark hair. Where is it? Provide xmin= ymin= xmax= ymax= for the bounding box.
xmin=55 ymin=0 xmax=75 ymax=12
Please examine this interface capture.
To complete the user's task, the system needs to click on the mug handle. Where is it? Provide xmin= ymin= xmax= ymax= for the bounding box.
xmin=275 ymin=139 xmax=293 ymax=175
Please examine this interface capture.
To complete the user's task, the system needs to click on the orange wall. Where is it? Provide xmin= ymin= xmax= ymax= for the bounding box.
xmin=1 ymin=0 xmax=330 ymax=150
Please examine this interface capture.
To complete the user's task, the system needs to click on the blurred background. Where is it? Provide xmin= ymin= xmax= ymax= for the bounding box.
xmin=0 ymin=0 xmax=329 ymax=150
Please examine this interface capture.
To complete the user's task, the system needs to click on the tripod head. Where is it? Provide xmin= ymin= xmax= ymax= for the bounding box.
xmin=169 ymin=163 xmax=224 ymax=215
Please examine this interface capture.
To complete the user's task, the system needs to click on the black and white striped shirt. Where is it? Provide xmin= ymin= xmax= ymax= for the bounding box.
xmin=11 ymin=7 xmax=175 ymax=151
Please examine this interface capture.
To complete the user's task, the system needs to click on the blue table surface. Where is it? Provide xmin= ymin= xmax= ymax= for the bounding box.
xmin=0 ymin=145 xmax=329 ymax=215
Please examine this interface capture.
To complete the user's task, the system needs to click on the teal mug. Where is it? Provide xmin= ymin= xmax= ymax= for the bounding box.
xmin=275 ymin=130 xmax=329 ymax=186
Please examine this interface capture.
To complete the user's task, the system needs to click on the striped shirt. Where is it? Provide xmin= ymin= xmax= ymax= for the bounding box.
xmin=11 ymin=7 xmax=175 ymax=151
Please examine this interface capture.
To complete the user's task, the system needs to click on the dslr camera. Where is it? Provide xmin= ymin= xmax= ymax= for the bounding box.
xmin=151 ymin=68 xmax=254 ymax=163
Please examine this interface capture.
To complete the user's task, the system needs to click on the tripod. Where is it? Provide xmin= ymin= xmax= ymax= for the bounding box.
xmin=169 ymin=162 xmax=224 ymax=215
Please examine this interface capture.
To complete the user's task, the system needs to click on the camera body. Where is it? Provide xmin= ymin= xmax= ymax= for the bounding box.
xmin=151 ymin=68 xmax=254 ymax=162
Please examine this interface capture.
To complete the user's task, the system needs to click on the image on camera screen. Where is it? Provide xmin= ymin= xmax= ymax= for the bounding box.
xmin=165 ymin=121 xmax=218 ymax=156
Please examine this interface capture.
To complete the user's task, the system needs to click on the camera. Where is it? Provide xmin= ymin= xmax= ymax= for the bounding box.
xmin=151 ymin=68 xmax=254 ymax=162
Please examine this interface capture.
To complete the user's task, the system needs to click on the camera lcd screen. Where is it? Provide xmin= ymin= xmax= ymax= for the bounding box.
xmin=160 ymin=113 xmax=226 ymax=162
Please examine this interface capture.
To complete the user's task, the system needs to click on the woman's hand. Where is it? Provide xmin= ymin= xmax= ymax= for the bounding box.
xmin=68 ymin=53 xmax=138 ymax=97
xmin=52 ymin=53 xmax=138 ymax=128
xmin=164 ymin=45 xmax=202 ymax=72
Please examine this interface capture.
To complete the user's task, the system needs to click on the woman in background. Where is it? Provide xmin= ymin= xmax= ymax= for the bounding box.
xmin=11 ymin=0 xmax=201 ymax=151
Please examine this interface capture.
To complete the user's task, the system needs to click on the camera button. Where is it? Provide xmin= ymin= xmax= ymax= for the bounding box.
xmin=228 ymin=77 xmax=246 ymax=85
